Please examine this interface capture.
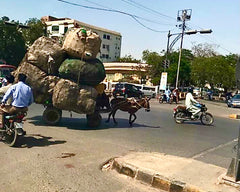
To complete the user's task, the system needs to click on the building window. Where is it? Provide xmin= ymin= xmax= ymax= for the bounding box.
xmin=102 ymin=44 xmax=110 ymax=51
xmin=103 ymin=34 xmax=111 ymax=40
xmin=52 ymin=25 xmax=59 ymax=32
xmin=106 ymin=54 xmax=109 ymax=59
xmin=64 ymin=26 xmax=68 ymax=33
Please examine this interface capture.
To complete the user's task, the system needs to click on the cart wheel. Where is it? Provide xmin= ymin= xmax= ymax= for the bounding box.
xmin=43 ymin=107 xmax=62 ymax=125
xmin=86 ymin=112 xmax=102 ymax=128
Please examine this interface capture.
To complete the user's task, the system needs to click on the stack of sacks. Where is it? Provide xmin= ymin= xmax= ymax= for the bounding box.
xmin=58 ymin=58 xmax=105 ymax=86
xmin=13 ymin=28 xmax=105 ymax=114
xmin=52 ymin=28 xmax=105 ymax=112
xmin=13 ymin=36 xmax=64 ymax=104
xmin=52 ymin=79 xmax=98 ymax=114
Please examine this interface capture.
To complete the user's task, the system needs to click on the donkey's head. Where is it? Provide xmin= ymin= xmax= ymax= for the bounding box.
xmin=143 ymin=97 xmax=151 ymax=112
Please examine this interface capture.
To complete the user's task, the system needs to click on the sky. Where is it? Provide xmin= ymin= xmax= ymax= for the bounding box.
xmin=1 ymin=0 xmax=240 ymax=60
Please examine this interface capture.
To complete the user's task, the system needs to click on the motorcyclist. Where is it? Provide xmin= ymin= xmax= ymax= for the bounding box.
xmin=172 ymin=88 xmax=179 ymax=103
xmin=165 ymin=88 xmax=171 ymax=103
xmin=0 ymin=73 xmax=33 ymax=132
xmin=0 ymin=75 xmax=14 ymax=105
xmin=185 ymin=87 xmax=201 ymax=119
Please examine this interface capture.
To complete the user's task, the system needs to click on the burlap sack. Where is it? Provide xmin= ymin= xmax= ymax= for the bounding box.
xmin=13 ymin=61 xmax=60 ymax=104
xmin=62 ymin=28 xmax=101 ymax=60
xmin=52 ymin=79 xmax=98 ymax=114
xmin=27 ymin=36 xmax=65 ymax=75
xmin=58 ymin=58 xmax=106 ymax=86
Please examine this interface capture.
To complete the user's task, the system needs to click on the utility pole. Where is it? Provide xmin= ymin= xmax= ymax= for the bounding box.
xmin=225 ymin=56 xmax=240 ymax=182
xmin=165 ymin=9 xmax=211 ymax=89
xmin=175 ymin=9 xmax=192 ymax=88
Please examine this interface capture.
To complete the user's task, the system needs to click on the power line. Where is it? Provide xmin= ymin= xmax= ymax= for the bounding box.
xmin=186 ymin=24 xmax=233 ymax=54
xmin=122 ymin=0 xmax=176 ymax=21
xmin=83 ymin=0 xmax=173 ymax=26
xmin=57 ymin=0 xmax=170 ymax=32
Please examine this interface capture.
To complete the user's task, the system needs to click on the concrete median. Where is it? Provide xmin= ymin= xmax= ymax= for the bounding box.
xmin=102 ymin=152 xmax=239 ymax=192
xmin=229 ymin=114 xmax=240 ymax=119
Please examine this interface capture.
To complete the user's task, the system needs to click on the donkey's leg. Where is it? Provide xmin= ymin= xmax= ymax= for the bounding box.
xmin=129 ymin=114 xmax=132 ymax=126
xmin=112 ymin=108 xmax=118 ymax=125
xmin=105 ymin=110 xmax=113 ymax=123
xmin=130 ymin=113 xmax=137 ymax=125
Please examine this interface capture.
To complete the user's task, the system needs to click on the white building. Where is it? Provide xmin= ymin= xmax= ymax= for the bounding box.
xmin=41 ymin=16 xmax=122 ymax=62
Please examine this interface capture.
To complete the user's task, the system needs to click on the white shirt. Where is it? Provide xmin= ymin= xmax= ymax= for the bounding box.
xmin=185 ymin=92 xmax=198 ymax=109
xmin=0 ymin=83 xmax=13 ymax=105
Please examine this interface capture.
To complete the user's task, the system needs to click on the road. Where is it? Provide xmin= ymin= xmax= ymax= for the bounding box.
xmin=0 ymin=99 xmax=239 ymax=192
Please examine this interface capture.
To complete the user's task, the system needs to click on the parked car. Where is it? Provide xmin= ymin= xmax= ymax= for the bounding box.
xmin=113 ymin=82 xmax=143 ymax=99
xmin=140 ymin=86 xmax=156 ymax=98
xmin=227 ymin=94 xmax=240 ymax=108
xmin=0 ymin=64 xmax=16 ymax=87
xmin=193 ymin=88 xmax=200 ymax=98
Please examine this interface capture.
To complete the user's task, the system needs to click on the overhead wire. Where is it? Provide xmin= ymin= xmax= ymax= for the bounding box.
xmin=186 ymin=24 xmax=232 ymax=54
xmin=82 ymin=0 xmax=174 ymax=26
xmin=57 ymin=0 xmax=171 ymax=33
xmin=58 ymin=0 xmax=232 ymax=54
xmin=121 ymin=0 xmax=176 ymax=22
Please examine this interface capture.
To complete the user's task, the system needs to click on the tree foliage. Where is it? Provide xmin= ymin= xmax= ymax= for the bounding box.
xmin=191 ymin=55 xmax=237 ymax=91
xmin=142 ymin=49 xmax=193 ymax=86
xmin=191 ymin=42 xmax=218 ymax=57
xmin=142 ymin=50 xmax=163 ymax=85
xmin=22 ymin=18 xmax=46 ymax=46
xmin=0 ymin=16 xmax=26 ymax=66
xmin=166 ymin=49 xmax=193 ymax=87
xmin=117 ymin=54 xmax=141 ymax=63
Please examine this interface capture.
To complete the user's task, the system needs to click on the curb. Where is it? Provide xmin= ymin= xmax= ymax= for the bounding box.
xmin=229 ymin=114 xmax=240 ymax=119
xmin=103 ymin=158 xmax=205 ymax=192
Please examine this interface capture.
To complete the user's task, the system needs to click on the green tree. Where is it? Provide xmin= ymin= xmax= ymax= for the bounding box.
xmin=191 ymin=55 xmax=236 ymax=91
xmin=0 ymin=16 xmax=26 ymax=66
xmin=22 ymin=18 xmax=46 ymax=46
xmin=142 ymin=50 xmax=163 ymax=85
xmin=117 ymin=54 xmax=141 ymax=63
xmin=166 ymin=49 xmax=193 ymax=87
xmin=142 ymin=49 xmax=193 ymax=87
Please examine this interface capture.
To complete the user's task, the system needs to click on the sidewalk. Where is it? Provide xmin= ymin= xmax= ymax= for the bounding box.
xmin=103 ymin=152 xmax=240 ymax=192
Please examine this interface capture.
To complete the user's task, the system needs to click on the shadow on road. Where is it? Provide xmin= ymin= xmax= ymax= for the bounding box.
xmin=20 ymin=134 xmax=66 ymax=148
xmin=28 ymin=115 xmax=161 ymax=130
xmin=175 ymin=121 xmax=215 ymax=127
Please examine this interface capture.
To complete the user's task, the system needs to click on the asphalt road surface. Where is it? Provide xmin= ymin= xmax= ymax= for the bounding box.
xmin=0 ymin=99 xmax=239 ymax=192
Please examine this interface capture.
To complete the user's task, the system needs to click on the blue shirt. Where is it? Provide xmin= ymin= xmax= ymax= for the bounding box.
xmin=2 ymin=81 xmax=34 ymax=107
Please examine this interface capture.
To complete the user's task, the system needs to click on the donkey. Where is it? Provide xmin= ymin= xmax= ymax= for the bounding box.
xmin=106 ymin=97 xmax=151 ymax=126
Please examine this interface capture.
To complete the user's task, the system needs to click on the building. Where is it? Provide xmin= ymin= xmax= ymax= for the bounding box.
xmin=41 ymin=16 xmax=122 ymax=62
xmin=103 ymin=62 xmax=152 ymax=85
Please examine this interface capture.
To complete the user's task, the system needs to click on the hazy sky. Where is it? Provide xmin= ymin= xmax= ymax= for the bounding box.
xmin=1 ymin=0 xmax=239 ymax=60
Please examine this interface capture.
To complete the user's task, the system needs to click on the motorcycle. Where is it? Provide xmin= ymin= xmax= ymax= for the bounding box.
xmin=0 ymin=112 xmax=27 ymax=147
xmin=159 ymin=93 xmax=173 ymax=104
xmin=173 ymin=103 xmax=214 ymax=125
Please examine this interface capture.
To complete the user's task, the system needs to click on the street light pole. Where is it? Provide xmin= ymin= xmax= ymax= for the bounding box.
xmin=175 ymin=10 xmax=188 ymax=89
xmin=166 ymin=9 xmax=211 ymax=89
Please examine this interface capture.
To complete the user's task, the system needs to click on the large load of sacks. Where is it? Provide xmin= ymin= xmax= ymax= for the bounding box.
xmin=13 ymin=28 xmax=105 ymax=115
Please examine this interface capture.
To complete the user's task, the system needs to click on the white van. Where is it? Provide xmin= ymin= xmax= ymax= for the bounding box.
xmin=137 ymin=85 xmax=157 ymax=98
